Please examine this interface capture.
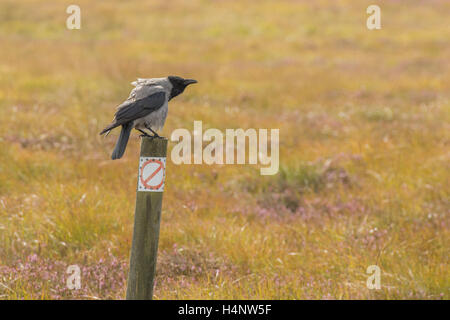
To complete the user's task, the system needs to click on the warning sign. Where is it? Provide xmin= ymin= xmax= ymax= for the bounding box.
xmin=138 ymin=157 xmax=166 ymax=192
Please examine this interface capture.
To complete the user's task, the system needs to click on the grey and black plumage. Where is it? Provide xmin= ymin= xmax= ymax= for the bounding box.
xmin=100 ymin=76 xmax=197 ymax=159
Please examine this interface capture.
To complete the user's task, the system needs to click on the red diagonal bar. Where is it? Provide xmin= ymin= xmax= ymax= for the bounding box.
xmin=144 ymin=163 xmax=163 ymax=184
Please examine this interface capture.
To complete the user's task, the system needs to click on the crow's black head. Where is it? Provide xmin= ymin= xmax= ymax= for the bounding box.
xmin=168 ymin=76 xmax=197 ymax=100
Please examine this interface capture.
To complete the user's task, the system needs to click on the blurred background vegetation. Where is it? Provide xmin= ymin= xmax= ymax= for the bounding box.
xmin=0 ymin=0 xmax=448 ymax=299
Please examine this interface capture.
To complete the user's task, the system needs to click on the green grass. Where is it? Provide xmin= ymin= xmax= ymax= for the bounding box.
xmin=0 ymin=0 xmax=448 ymax=299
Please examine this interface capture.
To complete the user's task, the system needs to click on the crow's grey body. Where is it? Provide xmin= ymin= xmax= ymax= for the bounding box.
xmin=124 ymin=78 xmax=171 ymax=132
xmin=100 ymin=76 xmax=197 ymax=160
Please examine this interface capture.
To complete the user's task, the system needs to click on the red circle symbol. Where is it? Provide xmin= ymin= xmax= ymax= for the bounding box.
xmin=139 ymin=159 xmax=165 ymax=190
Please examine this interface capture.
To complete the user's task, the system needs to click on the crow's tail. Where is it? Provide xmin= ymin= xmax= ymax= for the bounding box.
xmin=111 ymin=122 xmax=133 ymax=160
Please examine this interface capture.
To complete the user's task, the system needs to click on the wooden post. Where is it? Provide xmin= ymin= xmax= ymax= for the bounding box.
xmin=126 ymin=137 xmax=168 ymax=300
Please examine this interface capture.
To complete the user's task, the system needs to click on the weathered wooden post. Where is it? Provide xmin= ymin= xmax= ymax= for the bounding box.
xmin=126 ymin=137 xmax=168 ymax=300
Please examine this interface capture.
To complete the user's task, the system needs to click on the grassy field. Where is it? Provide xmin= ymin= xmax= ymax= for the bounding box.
xmin=0 ymin=0 xmax=448 ymax=299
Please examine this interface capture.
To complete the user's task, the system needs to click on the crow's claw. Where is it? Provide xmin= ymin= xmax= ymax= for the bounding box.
xmin=139 ymin=134 xmax=155 ymax=138
xmin=144 ymin=126 xmax=161 ymax=138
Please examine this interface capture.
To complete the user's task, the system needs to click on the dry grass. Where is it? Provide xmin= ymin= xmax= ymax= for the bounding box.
xmin=0 ymin=0 xmax=448 ymax=299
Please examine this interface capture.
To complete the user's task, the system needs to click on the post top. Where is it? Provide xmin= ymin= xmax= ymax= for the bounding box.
xmin=140 ymin=137 xmax=168 ymax=157
xmin=141 ymin=136 xmax=168 ymax=141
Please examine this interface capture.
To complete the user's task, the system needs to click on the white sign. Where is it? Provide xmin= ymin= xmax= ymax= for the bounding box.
xmin=138 ymin=157 xmax=166 ymax=192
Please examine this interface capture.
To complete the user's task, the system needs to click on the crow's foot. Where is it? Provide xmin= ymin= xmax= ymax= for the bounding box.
xmin=145 ymin=126 xmax=161 ymax=138
xmin=139 ymin=134 xmax=155 ymax=139
xmin=137 ymin=129 xmax=154 ymax=138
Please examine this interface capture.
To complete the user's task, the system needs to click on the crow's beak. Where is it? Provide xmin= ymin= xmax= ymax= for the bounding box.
xmin=184 ymin=79 xmax=198 ymax=86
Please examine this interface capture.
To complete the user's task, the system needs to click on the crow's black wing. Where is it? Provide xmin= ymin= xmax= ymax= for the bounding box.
xmin=100 ymin=91 xmax=166 ymax=135
xmin=115 ymin=91 xmax=166 ymax=123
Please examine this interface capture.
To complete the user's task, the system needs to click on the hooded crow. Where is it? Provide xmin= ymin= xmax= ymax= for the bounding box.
xmin=100 ymin=76 xmax=197 ymax=160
